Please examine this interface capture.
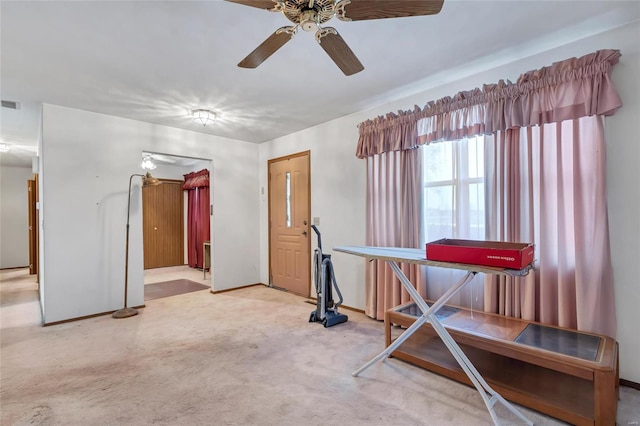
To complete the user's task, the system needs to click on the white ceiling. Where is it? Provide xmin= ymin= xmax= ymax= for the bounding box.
xmin=1 ymin=1 xmax=639 ymax=167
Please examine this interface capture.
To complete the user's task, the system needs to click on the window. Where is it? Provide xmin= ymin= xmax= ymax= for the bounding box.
xmin=285 ymin=171 xmax=292 ymax=228
xmin=423 ymin=136 xmax=485 ymax=243
xmin=422 ymin=136 xmax=486 ymax=307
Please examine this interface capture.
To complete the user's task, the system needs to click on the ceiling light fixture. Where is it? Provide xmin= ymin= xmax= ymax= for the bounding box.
xmin=141 ymin=155 xmax=157 ymax=170
xmin=0 ymin=143 xmax=10 ymax=153
xmin=192 ymin=109 xmax=216 ymax=127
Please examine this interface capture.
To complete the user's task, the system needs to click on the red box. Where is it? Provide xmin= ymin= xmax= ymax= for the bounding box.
xmin=426 ymin=238 xmax=534 ymax=269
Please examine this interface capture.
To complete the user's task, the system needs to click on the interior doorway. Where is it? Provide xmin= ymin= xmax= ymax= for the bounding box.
xmin=27 ymin=175 xmax=39 ymax=279
xmin=138 ymin=151 xmax=213 ymax=295
xmin=268 ymin=151 xmax=311 ymax=297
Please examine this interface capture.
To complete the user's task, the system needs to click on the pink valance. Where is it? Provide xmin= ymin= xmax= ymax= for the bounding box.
xmin=482 ymin=49 xmax=622 ymax=134
xmin=355 ymin=49 xmax=622 ymax=157
xmin=355 ymin=109 xmax=418 ymax=158
xmin=416 ymin=90 xmax=486 ymax=145
xmin=183 ymin=169 xmax=209 ymax=190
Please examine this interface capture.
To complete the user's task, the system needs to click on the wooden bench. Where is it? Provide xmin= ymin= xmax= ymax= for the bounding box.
xmin=385 ymin=301 xmax=619 ymax=425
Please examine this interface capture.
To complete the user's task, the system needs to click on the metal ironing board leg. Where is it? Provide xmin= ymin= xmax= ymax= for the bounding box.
xmin=353 ymin=260 xmax=532 ymax=426
xmin=352 ymin=266 xmax=475 ymax=377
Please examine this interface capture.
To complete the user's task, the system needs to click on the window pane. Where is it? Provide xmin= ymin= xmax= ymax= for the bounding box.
xmin=468 ymin=183 xmax=485 ymax=240
xmin=422 ymin=137 xmax=486 ymax=243
xmin=285 ymin=171 xmax=291 ymax=228
xmin=425 ymin=185 xmax=454 ymax=241
xmin=421 ymin=137 xmax=486 ymax=310
xmin=425 ymin=142 xmax=453 ymax=182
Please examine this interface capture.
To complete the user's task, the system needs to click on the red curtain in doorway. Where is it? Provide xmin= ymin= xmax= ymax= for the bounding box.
xmin=183 ymin=169 xmax=210 ymax=269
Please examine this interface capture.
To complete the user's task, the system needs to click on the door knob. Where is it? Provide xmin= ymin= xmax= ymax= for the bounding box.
xmin=302 ymin=231 xmax=307 ymax=236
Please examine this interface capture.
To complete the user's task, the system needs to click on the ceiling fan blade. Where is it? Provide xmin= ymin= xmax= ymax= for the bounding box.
xmin=225 ymin=0 xmax=277 ymax=11
xmin=316 ymin=28 xmax=363 ymax=76
xmin=238 ymin=27 xmax=295 ymax=69
xmin=337 ymin=0 xmax=444 ymax=21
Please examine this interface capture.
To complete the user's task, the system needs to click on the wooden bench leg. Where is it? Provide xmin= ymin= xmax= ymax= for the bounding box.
xmin=594 ymin=367 xmax=617 ymax=425
xmin=384 ymin=310 xmax=391 ymax=347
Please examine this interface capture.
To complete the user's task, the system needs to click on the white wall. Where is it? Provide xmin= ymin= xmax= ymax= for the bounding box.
xmin=604 ymin=24 xmax=640 ymax=386
xmin=41 ymin=105 xmax=260 ymax=324
xmin=0 ymin=165 xmax=34 ymax=268
xmin=259 ymin=21 xmax=640 ymax=382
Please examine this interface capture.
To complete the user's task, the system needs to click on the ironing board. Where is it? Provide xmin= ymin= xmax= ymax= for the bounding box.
xmin=333 ymin=246 xmax=534 ymax=426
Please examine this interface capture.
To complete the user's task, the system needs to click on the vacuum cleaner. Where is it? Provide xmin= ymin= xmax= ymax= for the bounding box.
xmin=309 ymin=225 xmax=348 ymax=328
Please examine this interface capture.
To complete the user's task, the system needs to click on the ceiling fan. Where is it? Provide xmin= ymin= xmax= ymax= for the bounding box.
xmin=226 ymin=0 xmax=444 ymax=76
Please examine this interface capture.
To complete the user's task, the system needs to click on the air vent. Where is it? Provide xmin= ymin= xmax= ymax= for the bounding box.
xmin=1 ymin=100 xmax=20 ymax=110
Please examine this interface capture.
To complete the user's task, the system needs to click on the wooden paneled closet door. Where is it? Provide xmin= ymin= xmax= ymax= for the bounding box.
xmin=143 ymin=179 xmax=184 ymax=269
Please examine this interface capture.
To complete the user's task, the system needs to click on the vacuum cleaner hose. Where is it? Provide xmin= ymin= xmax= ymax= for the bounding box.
xmin=325 ymin=260 xmax=344 ymax=309
xmin=313 ymin=248 xmax=322 ymax=293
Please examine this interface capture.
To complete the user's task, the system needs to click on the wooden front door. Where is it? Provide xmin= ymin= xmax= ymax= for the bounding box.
xmin=268 ymin=151 xmax=311 ymax=297
xmin=143 ymin=179 xmax=184 ymax=269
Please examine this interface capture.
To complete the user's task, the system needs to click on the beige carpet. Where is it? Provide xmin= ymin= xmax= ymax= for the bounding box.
xmin=1 ymin=268 xmax=639 ymax=425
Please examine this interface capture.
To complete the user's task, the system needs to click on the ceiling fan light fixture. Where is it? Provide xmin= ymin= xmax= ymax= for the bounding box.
xmin=229 ymin=0 xmax=445 ymax=76
xmin=0 ymin=143 xmax=9 ymax=153
xmin=300 ymin=10 xmax=319 ymax=31
xmin=192 ymin=109 xmax=216 ymax=126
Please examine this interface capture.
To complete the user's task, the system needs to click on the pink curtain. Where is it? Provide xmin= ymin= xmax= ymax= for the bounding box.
xmin=483 ymin=129 xmax=536 ymax=320
xmin=183 ymin=170 xmax=210 ymax=269
xmin=484 ymin=117 xmax=616 ymax=337
xmin=358 ymin=49 xmax=622 ymax=335
xmin=365 ymin=149 xmax=425 ymax=319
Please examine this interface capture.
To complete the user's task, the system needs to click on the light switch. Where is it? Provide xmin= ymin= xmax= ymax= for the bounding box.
xmin=313 ymin=217 xmax=320 ymax=226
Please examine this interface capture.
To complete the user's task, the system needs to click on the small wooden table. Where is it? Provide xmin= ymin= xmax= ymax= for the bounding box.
xmin=386 ymin=301 xmax=618 ymax=425
xmin=203 ymin=241 xmax=211 ymax=279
